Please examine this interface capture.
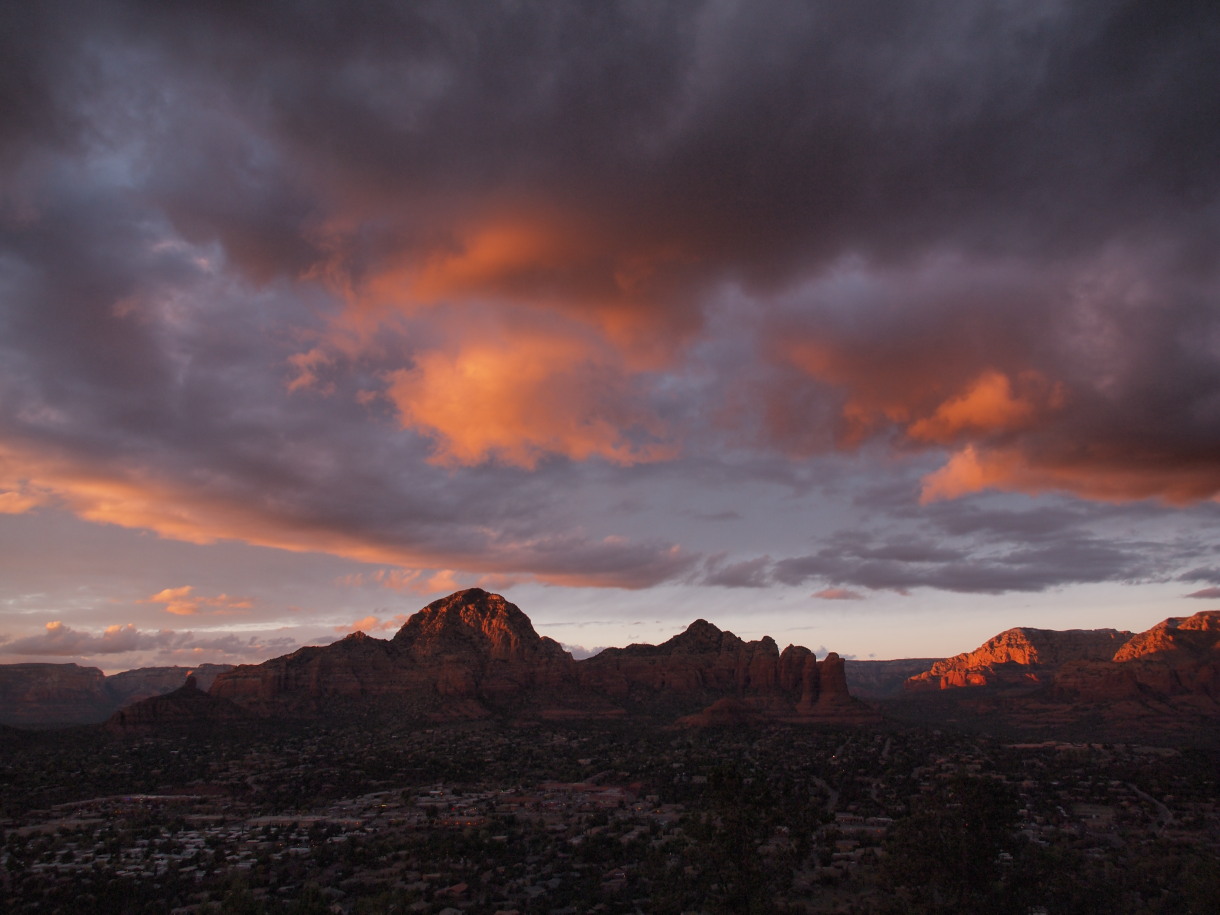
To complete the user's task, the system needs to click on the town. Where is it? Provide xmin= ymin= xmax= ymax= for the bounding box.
xmin=2 ymin=718 xmax=1217 ymax=913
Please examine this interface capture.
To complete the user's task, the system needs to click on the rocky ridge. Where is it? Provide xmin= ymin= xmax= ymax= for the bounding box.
xmin=1053 ymin=610 xmax=1220 ymax=704
xmin=106 ymin=676 xmax=250 ymax=734
xmin=0 ymin=663 xmax=234 ymax=727
xmin=905 ymin=627 xmax=1132 ymax=692
xmin=200 ymin=589 xmax=873 ymax=726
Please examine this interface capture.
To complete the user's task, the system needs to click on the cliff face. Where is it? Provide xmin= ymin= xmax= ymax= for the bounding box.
xmin=0 ymin=664 xmax=111 ymax=726
xmin=1054 ymin=610 xmax=1220 ymax=703
xmin=104 ymin=664 xmax=233 ymax=706
xmin=106 ymin=676 xmax=249 ymax=734
xmin=905 ymin=628 xmax=1132 ymax=692
xmin=208 ymin=589 xmax=868 ymax=723
xmin=0 ymin=663 xmax=237 ymax=727
xmin=847 ymin=659 xmax=942 ymax=699
xmin=211 ymin=589 xmax=580 ymax=717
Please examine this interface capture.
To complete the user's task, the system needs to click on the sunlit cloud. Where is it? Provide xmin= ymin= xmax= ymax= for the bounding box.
xmin=906 ymin=371 xmax=1061 ymax=445
xmin=385 ymin=330 xmax=676 ymax=468
xmin=335 ymin=614 xmax=408 ymax=635
xmin=0 ymin=620 xmax=298 ymax=664
xmin=813 ymin=588 xmax=865 ymax=601
xmin=142 ymin=585 xmax=253 ymax=616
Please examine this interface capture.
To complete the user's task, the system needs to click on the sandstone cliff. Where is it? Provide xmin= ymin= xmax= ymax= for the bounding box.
xmin=0 ymin=663 xmax=236 ymax=727
xmin=207 ymin=589 xmax=868 ymax=724
xmin=105 ymin=664 xmax=233 ymax=706
xmin=1053 ymin=610 xmax=1220 ymax=703
xmin=106 ymin=676 xmax=250 ymax=734
xmin=211 ymin=589 xmax=581 ymax=718
xmin=905 ymin=627 xmax=1132 ymax=692
xmin=0 ymin=663 xmax=112 ymax=727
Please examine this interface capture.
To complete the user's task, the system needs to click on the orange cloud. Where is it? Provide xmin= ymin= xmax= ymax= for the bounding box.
xmin=0 ymin=487 xmax=48 ymax=514
xmin=386 ymin=332 xmax=675 ymax=468
xmin=337 ymin=568 xmax=468 ymax=595
xmin=335 ymin=614 xmax=409 ymax=635
xmin=285 ymin=347 xmax=335 ymax=393
xmin=142 ymin=585 xmax=254 ymax=616
xmin=920 ymin=444 xmax=1220 ymax=505
xmin=315 ymin=208 xmax=700 ymax=368
xmin=906 ymin=371 xmax=1060 ymax=444
xmin=0 ymin=443 xmax=688 ymax=589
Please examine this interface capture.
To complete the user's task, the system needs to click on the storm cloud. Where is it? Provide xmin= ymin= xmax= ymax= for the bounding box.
xmin=2 ymin=1 xmax=1219 ymax=665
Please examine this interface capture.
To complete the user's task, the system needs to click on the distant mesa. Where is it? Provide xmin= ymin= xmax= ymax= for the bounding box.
xmin=895 ymin=611 xmax=1220 ymax=739
xmin=0 ymin=662 xmax=234 ymax=728
xmin=1052 ymin=610 xmax=1220 ymax=705
xmin=903 ymin=611 xmax=1220 ymax=707
xmin=905 ymin=627 xmax=1133 ymax=693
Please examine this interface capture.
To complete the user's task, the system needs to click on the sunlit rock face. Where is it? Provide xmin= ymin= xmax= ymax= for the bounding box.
xmin=210 ymin=589 xmax=580 ymax=717
xmin=905 ymin=627 xmax=1132 ymax=693
xmin=205 ymin=589 xmax=869 ymax=723
xmin=1054 ymin=611 xmax=1220 ymax=703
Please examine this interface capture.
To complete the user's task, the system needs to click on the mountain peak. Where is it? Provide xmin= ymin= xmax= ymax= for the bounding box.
xmin=391 ymin=589 xmax=565 ymax=663
xmin=661 ymin=619 xmax=744 ymax=654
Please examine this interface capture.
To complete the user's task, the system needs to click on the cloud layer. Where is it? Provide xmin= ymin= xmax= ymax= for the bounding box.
xmin=2 ymin=1 xmax=1219 ymax=664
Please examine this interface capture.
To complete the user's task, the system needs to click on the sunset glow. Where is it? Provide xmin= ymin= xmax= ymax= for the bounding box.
xmin=2 ymin=1 xmax=1219 ymax=672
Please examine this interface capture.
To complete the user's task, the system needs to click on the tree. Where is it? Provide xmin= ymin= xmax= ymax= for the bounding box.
xmin=880 ymin=775 xmax=1020 ymax=913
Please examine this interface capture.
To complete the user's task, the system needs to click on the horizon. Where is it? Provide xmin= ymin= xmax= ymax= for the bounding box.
xmin=3 ymin=2 xmax=1220 ymax=674
xmin=6 ymin=585 xmax=1206 ymax=678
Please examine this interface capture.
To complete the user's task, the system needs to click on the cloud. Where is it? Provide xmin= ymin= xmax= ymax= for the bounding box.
xmin=336 ymin=614 xmax=408 ymax=635
xmin=561 ymin=643 xmax=607 ymax=660
xmin=141 ymin=585 xmax=253 ymax=616
xmin=702 ymin=555 xmax=773 ymax=588
xmin=0 ymin=0 xmax=1219 ymax=633
xmin=772 ymin=523 xmax=1167 ymax=596
xmin=0 ymin=620 xmax=298 ymax=663
xmin=1184 ymin=586 xmax=1220 ymax=599
xmin=812 ymin=588 xmax=864 ymax=601
xmin=384 ymin=326 xmax=675 ymax=469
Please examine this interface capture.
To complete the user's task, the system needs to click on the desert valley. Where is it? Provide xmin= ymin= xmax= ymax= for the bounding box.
xmin=2 ymin=590 xmax=1218 ymax=913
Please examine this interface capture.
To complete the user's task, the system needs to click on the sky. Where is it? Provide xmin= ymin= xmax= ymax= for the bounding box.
xmin=2 ymin=0 xmax=1220 ymax=674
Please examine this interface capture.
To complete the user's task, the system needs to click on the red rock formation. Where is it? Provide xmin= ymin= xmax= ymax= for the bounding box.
xmin=580 ymin=618 xmax=873 ymax=722
xmin=905 ymin=627 xmax=1132 ymax=693
xmin=211 ymin=589 xmax=578 ymax=717
xmin=0 ymin=663 xmax=112 ymax=726
xmin=206 ymin=589 xmax=867 ymax=725
xmin=1054 ymin=610 xmax=1220 ymax=703
xmin=0 ymin=662 xmax=238 ymax=727
xmin=104 ymin=664 xmax=233 ymax=706
xmin=578 ymin=621 xmax=784 ymax=699
xmin=846 ymin=659 xmax=942 ymax=699
xmin=677 ymin=697 xmax=766 ymax=728
xmin=106 ymin=676 xmax=249 ymax=734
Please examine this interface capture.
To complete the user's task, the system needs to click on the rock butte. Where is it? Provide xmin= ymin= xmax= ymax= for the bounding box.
xmin=905 ymin=610 xmax=1220 ymax=708
xmin=0 ymin=662 xmax=233 ymax=727
xmin=187 ymin=588 xmax=876 ymax=727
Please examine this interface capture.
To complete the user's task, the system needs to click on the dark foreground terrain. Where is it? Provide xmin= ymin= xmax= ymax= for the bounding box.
xmin=2 ymin=716 xmax=1218 ymax=914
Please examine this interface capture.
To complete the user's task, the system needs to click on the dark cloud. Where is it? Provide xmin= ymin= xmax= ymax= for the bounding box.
xmin=1 ymin=0 xmax=1218 ymax=613
xmin=0 ymin=620 xmax=298 ymax=662
xmin=702 ymin=555 xmax=772 ymax=589
xmin=771 ymin=522 xmax=1174 ymax=595
xmin=1184 ymin=586 xmax=1220 ymax=599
